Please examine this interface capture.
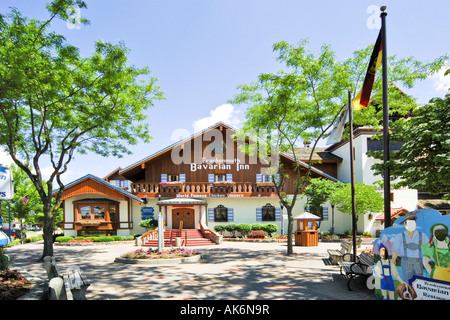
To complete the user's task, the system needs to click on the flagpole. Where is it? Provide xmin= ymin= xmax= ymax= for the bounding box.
xmin=380 ymin=6 xmax=391 ymax=228
xmin=348 ymin=89 xmax=357 ymax=262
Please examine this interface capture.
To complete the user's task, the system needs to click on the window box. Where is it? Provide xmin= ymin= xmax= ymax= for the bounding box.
xmin=160 ymin=181 xmax=184 ymax=185
xmin=213 ymin=181 xmax=235 ymax=185
xmin=79 ymin=221 xmax=101 ymax=226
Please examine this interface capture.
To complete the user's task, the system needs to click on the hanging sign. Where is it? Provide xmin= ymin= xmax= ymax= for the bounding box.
xmin=0 ymin=164 xmax=13 ymax=200
xmin=373 ymin=209 xmax=450 ymax=300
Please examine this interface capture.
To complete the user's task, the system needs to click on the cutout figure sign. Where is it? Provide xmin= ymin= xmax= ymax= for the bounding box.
xmin=373 ymin=209 xmax=450 ymax=300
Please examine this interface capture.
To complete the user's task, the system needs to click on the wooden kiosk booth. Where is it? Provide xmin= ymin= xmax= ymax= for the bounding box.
xmin=294 ymin=212 xmax=320 ymax=246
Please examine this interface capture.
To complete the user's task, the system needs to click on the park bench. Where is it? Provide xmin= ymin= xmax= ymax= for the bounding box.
xmin=327 ymin=239 xmax=354 ymax=264
xmin=338 ymin=251 xmax=374 ymax=291
xmin=42 ymin=256 xmax=90 ymax=300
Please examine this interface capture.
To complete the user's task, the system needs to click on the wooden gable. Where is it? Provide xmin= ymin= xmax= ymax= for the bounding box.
xmin=60 ymin=176 xmax=129 ymax=201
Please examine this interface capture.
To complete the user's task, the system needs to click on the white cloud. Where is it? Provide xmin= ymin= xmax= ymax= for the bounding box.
xmin=192 ymin=104 xmax=242 ymax=133
xmin=432 ymin=63 xmax=450 ymax=93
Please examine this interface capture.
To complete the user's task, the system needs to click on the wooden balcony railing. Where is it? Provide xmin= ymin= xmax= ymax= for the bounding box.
xmin=130 ymin=182 xmax=283 ymax=197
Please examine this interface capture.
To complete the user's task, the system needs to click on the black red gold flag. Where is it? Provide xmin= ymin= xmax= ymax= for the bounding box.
xmin=352 ymin=29 xmax=383 ymax=110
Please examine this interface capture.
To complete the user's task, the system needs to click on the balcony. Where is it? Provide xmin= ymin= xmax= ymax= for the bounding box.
xmin=130 ymin=182 xmax=282 ymax=198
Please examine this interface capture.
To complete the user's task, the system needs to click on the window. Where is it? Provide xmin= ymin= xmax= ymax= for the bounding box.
xmin=74 ymin=200 xmax=119 ymax=221
xmin=262 ymin=203 xmax=276 ymax=221
xmin=168 ymin=174 xmax=179 ymax=182
xmin=80 ymin=206 xmax=91 ymax=220
xmin=215 ymin=174 xmax=226 ymax=182
xmin=94 ymin=206 xmax=105 ymax=219
xmin=214 ymin=205 xmax=228 ymax=222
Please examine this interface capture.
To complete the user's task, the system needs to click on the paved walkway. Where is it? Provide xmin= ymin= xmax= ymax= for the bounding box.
xmin=5 ymin=240 xmax=374 ymax=300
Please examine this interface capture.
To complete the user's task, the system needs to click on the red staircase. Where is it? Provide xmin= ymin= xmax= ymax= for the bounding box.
xmin=142 ymin=229 xmax=216 ymax=247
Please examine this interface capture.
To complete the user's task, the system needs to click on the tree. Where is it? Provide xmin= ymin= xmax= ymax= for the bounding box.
xmin=0 ymin=1 xmax=164 ymax=259
xmin=329 ymin=183 xmax=384 ymax=233
xmin=370 ymin=90 xmax=450 ymax=198
xmin=231 ymin=40 xmax=353 ymax=255
xmin=303 ymin=178 xmax=342 ymax=229
xmin=231 ymin=39 xmax=445 ymax=255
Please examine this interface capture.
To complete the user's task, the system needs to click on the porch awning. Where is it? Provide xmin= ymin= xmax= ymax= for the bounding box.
xmin=157 ymin=198 xmax=207 ymax=206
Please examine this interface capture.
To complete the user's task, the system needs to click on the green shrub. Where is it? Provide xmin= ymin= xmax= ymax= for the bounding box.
xmin=224 ymin=224 xmax=237 ymax=237
xmin=55 ymin=236 xmax=74 ymax=243
xmin=251 ymin=223 xmax=263 ymax=231
xmin=214 ymin=225 xmax=226 ymax=235
xmin=260 ymin=224 xmax=278 ymax=237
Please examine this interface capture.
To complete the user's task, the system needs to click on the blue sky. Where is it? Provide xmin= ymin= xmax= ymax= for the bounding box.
xmin=0 ymin=0 xmax=449 ymax=184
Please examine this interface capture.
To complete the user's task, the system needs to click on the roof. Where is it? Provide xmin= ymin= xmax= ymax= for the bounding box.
xmin=284 ymin=147 xmax=343 ymax=162
xmin=119 ymin=121 xmax=341 ymax=183
xmin=294 ymin=212 xmax=321 ymax=220
xmin=375 ymin=207 xmax=409 ymax=221
xmin=418 ymin=199 xmax=450 ymax=211
xmin=119 ymin=122 xmax=236 ymax=176
xmin=53 ymin=174 xmax=143 ymax=203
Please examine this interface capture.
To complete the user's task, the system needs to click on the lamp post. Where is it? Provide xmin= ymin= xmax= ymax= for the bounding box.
xmin=280 ymin=202 xmax=284 ymax=236
xmin=157 ymin=196 xmax=164 ymax=253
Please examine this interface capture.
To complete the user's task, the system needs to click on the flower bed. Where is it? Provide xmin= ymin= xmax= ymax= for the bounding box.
xmin=0 ymin=270 xmax=31 ymax=300
xmin=115 ymin=247 xmax=201 ymax=265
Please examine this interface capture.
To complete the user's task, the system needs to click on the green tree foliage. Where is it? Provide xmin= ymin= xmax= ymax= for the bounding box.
xmin=230 ymin=39 xmax=446 ymax=255
xmin=0 ymin=1 xmax=164 ymax=258
xmin=371 ymin=91 xmax=450 ymax=198
xmin=330 ymin=183 xmax=384 ymax=232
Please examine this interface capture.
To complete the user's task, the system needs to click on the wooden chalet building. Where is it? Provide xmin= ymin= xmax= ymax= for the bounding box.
xmin=58 ymin=122 xmax=343 ymax=244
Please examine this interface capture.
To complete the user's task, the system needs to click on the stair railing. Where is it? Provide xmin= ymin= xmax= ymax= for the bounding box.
xmin=199 ymin=221 xmax=220 ymax=244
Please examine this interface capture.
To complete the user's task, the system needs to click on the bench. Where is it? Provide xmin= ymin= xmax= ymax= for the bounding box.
xmin=327 ymin=240 xmax=354 ymax=264
xmin=42 ymin=256 xmax=90 ymax=300
xmin=338 ymin=251 xmax=374 ymax=291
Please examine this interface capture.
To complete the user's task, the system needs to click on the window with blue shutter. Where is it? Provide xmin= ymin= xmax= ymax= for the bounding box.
xmin=208 ymin=208 xmax=215 ymax=222
xmin=275 ymin=208 xmax=281 ymax=221
xmin=256 ymin=208 xmax=262 ymax=221
xmin=227 ymin=208 xmax=234 ymax=222
xmin=256 ymin=174 xmax=262 ymax=183
xmin=179 ymin=174 xmax=186 ymax=183
xmin=208 ymin=174 xmax=215 ymax=183
xmin=322 ymin=207 xmax=328 ymax=220
xmin=161 ymin=174 xmax=167 ymax=183
xmin=226 ymin=174 xmax=233 ymax=182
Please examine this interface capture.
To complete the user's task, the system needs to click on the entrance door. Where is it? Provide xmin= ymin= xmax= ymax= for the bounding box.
xmin=172 ymin=208 xmax=195 ymax=229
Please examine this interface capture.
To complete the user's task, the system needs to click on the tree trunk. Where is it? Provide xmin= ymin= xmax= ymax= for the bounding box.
xmin=286 ymin=208 xmax=294 ymax=255
xmin=41 ymin=202 xmax=55 ymax=260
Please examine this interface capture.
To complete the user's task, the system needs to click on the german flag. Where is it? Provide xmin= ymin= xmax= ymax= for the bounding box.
xmin=352 ymin=29 xmax=383 ymax=110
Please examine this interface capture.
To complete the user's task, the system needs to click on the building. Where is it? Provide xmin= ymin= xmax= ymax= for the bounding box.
xmin=56 ymin=122 xmax=423 ymax=241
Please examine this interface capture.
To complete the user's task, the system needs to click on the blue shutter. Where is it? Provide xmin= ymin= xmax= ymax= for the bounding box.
xmin=208 ymin=174 xmax=215 ymax=183
xmin=256 ymin=208 xmax=262 ymax=221
xmin=275 ymin=208 xmax=281 ymax=221
xmin=208 ymin=208 xmax=215 ymax=222
xmin=322 ymin=207 xmax=328 ymax=220
xmin=226 ymin=174 xmax=233 ymax=182
xmin=227 ymin=208 xmax=234 ymax=222
xmin=179 ymin=174 xmax=186 ymax=183
xmin=161 ymin=174 xmax=167 ymax=182
xmin=256 ymin=174 xmax=262 ymax=183
xmin=115 ymin=180 xmax=120 ymax=187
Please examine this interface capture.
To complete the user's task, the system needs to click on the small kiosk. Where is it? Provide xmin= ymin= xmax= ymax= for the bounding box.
xmin=294 ymin=212 xmax=320 ymax=246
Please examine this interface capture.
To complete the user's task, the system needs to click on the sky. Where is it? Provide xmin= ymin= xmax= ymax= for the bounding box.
xmin=0 ymin=0 xmax=449 ymax=185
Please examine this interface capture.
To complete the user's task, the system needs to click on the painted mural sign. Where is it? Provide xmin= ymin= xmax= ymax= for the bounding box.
xmin=373 ymin=209 xmax=450 ymax=300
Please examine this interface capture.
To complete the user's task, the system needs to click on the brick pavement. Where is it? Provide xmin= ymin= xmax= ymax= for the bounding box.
xmin=7 ymin=240 xmax=374 ymax=301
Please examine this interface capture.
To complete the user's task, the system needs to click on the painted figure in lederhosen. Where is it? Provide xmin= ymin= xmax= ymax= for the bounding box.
xmin=422 ymin=223 xmax=450 ymax=282
xmin=375 ymin=244 xmax=396 ymax=300
xmin=391 ymin=211 xmax=428 ymax=285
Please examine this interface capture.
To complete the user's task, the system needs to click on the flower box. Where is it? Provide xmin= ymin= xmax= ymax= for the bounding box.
xmin=159 ymin=181 xmax=184 ymax=185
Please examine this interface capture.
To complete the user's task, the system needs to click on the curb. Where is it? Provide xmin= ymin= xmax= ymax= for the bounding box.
xmin=114 ymin=254 xmax=202 ymax=265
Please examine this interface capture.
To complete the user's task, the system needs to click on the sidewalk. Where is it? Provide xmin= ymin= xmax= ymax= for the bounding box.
xmin=6 ymin=240 xmax=374 ymax=300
